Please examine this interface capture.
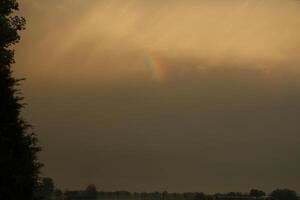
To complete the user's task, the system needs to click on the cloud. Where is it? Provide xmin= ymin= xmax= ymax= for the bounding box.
xmin=16 ymin=0 xmax=300 ymax=192
xmin=17 ymin=0 xmax=300 ymax=86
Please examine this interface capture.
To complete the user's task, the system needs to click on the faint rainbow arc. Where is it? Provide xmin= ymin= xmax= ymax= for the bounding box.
xmin=144 ymin=52 xmax=167 ymax=82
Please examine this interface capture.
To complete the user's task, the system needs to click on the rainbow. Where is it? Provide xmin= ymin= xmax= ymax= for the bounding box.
xmin=144 ymin=52 xmax=167 ymax=82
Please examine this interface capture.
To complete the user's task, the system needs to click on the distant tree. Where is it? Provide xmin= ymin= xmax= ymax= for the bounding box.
xmin=85 ymin=184 xmax=97 ymax=200
xmin=0 ymin=0 xmax=41 ymax=200
xmin=115 ymin=191 xmax=122 ymax=198
xmin=270 ymin=189 xmax=298 ymax=200
xmin=183 ymin=192 xmax=195 ymax=200
xmin=249 ymin=189 xmax=266 ymax=198
xmin=205 ymin=194 xmax=214 ymax=200
xmin=54 ymin=189 xmax=63 ymax=200
xmin=117 ymin=191 xmax=131 ymax=199
xmin=227 ymin=192 xmax=244 ymax=197
xmin=195 ymin=192 xmax=205 ymax=200
xmin=36 ymin=177 xmax=55 ymax=200
xmin=64 ymin=190 xmax=81 ymax=200
xmin=162 ymin=191 xmax=169 ymax=200
xmin=141 ymin=192 xmax=148 ymax=200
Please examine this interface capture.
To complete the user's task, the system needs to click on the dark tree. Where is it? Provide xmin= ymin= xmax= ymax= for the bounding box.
xmin=270 ymin=189 xmax=298 ymax=200
xmin=54 ymin=189 xmax=63 ymax=200
xmin=195 ymin=192 xmax=205 ymax=200
xmin=64 ymin=190 xmax=81 ymax=200
xmin=249 ymin=189 xmax=266 ymax=198
xmin=85 ymin=184 xmax=98 ymax=200
xmin=36 ymin=177 xmax=55 ymax=200
xmin=0 ymin=0 xmax=41 ymax=200
xmin=162 ymin=191 xmax=169 ymax=200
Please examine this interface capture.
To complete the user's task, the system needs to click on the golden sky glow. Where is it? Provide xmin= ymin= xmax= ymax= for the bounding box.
xmin=15 ymin=0 xmax=300 ymax=192
xmin=17 ymin=0 xmax=300 ymax=84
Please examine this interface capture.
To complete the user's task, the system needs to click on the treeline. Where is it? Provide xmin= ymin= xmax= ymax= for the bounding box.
xmin=38 ymin=178 xmax=299 ymax=200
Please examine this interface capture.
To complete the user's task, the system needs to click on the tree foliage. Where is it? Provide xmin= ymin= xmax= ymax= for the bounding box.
xmin=270 ymin=189 xmax=298 ymax=200
xmin=36 ymin=177 xmax=55 ymax=200
xmin=249 ymin=189 xmax=266 ymax=198
xmin=0 ymin=0 xmax=41 ymax=199
xmin=85 ymin=184 xmax=98 ymax=200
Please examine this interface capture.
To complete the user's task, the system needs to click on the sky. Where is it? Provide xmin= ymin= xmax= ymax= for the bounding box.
xmin=14 ymin=0 xmax=300 ymax=193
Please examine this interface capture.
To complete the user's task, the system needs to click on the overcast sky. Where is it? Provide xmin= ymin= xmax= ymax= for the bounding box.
xmin=14 ymin=0 xmax=300 ymax=193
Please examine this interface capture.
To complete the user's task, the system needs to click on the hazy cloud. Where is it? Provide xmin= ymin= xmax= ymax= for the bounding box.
xmin=15 ymin=0 xmax=300 ymax=192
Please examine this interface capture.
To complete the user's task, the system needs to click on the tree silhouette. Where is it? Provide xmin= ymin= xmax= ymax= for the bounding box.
xmin=249 ymin=189 xmax=266 ymax=198
xmin=0 ymin=0 xmax=41 ymax=199
xmin=54 ymin=189 xmax=63 ymax=200
xmin=195 ymin=192 xmax=205 ymax=200
xmin=36 ymin=177 xmax=55 ymax=200
xmin=270 ymin=189 xmax=298 ymax=200
xmin=85 ymin=184 xmax=98 ymax=200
